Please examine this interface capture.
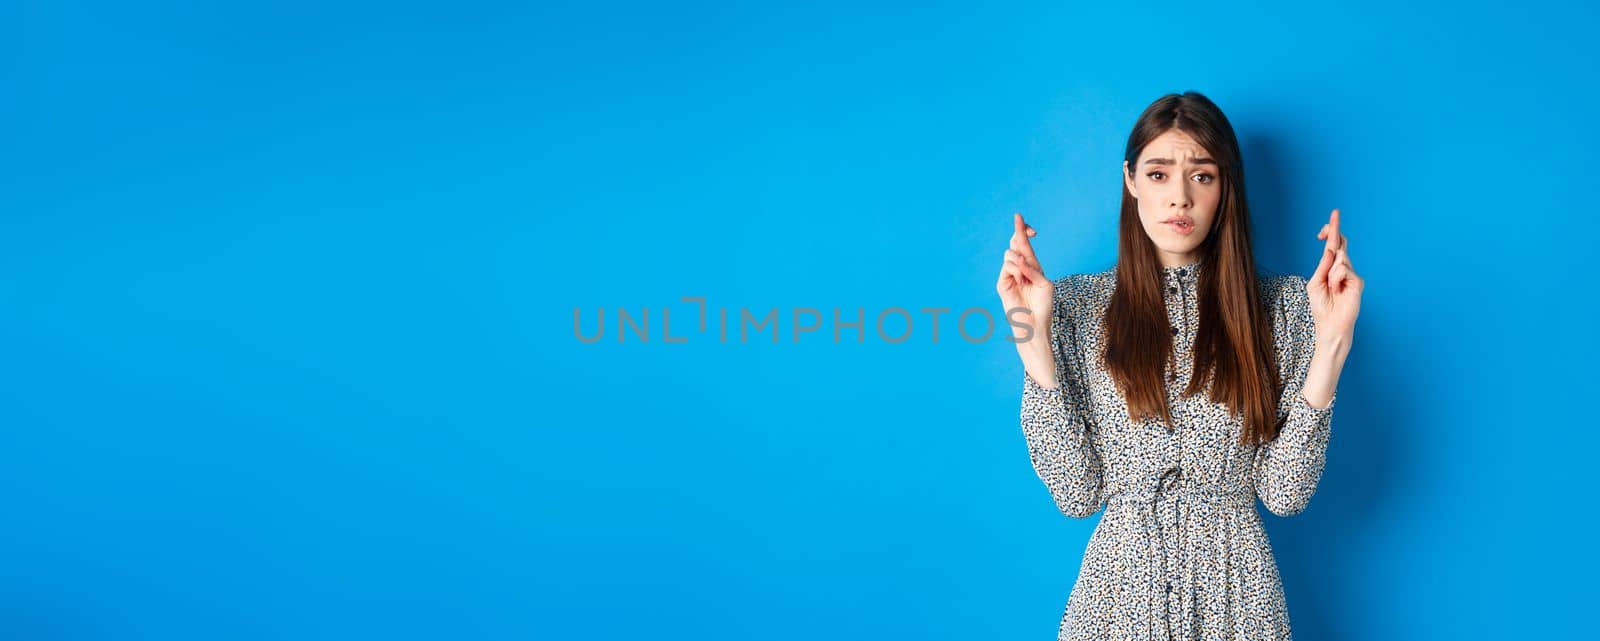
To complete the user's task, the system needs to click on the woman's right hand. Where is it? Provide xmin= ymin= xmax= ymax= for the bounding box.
xmin=995 ymin=212 xmax=1059 ymax=389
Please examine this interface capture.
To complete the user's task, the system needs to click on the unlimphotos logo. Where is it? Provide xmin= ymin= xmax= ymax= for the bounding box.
xmin=574 ymin=296 xmax=1041 ymax=344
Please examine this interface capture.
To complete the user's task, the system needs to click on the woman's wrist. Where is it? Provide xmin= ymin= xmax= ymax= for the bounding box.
xmin=1019 ymin=346 xmax=1059 ymax=390
xmin=1315 ymin=332 xmax=1352 ymax=363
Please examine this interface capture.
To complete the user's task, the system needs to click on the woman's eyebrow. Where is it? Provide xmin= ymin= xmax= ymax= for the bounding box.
xmin=1142 ymin=157 xmax=1217 ymax=167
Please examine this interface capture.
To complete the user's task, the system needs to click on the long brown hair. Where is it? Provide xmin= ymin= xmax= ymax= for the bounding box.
xmin=1101 ymin=91 xmax=1283 ymax=446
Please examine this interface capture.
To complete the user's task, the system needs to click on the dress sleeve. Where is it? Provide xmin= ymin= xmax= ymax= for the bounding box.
xmin=1253 ymin=274 xmax=1338 ymax=517
xmin=1019 ymin=276 xmax=1105 ymax=518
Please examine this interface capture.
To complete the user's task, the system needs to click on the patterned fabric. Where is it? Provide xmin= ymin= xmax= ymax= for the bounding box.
xmin=1019 ymin=256 xmax=1336 ymax=641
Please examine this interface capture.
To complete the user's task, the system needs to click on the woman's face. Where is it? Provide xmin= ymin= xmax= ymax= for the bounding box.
xmin=1122 ymin=128 xmax=1221 ymax=266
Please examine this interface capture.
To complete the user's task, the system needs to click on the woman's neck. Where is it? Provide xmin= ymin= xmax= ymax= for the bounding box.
xmin=1157 ymin=253 xmax=1204 ymax=269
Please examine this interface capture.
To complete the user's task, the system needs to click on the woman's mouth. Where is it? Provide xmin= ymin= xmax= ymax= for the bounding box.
xmin=1164 ymin=219 xmax=1195 ymax=236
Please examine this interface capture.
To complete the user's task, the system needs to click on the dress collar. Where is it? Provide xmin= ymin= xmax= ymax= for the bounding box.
xmin=1161 ymin=256 xmax=1204 ymax=286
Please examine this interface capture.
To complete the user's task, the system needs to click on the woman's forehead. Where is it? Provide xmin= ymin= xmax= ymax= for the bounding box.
xmin=1139 ymin=131 xmax=1214 ymax=165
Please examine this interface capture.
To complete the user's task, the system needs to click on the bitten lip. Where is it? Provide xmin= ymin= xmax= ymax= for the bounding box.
xmin=1163 ymin=215 xmax=1193 ymax=225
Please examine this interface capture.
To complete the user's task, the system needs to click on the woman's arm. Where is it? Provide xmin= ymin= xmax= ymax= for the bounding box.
xmin=1020 ymin=278 xmax=1105 ymax=519
xmin=1302 ymin=207 xmax=1360 ymax=410
xmin=1301 ymin=332 xmax=1350 ymax=409
xmin=1253 ymin=275 xmax=1345 ymax=517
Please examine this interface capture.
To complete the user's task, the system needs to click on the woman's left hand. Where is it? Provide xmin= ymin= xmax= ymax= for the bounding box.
xmin=1307 ymin=208 xmax=1363 ymax=347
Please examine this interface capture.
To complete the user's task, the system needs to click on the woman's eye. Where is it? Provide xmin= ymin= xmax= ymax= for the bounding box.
xmin=1194 ymin=173 xmax=1214 ymax=184
xmin=1146 ymin=172 xmax=1165 ymax=181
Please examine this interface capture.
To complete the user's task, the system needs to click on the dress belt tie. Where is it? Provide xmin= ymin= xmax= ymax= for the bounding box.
xmin=1105 ymin=470 xmax=1255 ymax=641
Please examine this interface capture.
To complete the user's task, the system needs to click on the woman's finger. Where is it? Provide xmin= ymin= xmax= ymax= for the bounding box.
xmin=997 ymin=268 xmax=1017 ymax=294
xmin=1009 ymin=251 xmax=1045 ymax=286
xmin=998 ymin=249 xmax=1022 ymax=288
xmin=1002 ymin=257 xmax=1026 ymax=285
xmin=1005 ymin=250 xmax=1027 ymax=272
xmin=999 ymin=262 xmax=1018 ymax=287
xmin=1311 ymin=243 xmax=1335 ymax=288
xmin=1018 ymin=256 xmax=1049 ymax=285
xmin=1008 ymin=215 xmax=1027 ymax=259
xmin=1011 ymin=232 xmax=1041 ymax=271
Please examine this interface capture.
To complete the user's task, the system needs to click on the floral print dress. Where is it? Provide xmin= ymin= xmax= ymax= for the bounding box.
xmin=1019 ymin=258 xmax=1337 ymax=641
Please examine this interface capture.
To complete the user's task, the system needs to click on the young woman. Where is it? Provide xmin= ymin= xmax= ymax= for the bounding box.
xmin=994 ymin=92 xmax=1362 ymax=640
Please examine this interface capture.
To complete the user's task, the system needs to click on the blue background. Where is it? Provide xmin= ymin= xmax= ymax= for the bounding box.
xmin=5 ymin=1 xmax=1595 ymax=639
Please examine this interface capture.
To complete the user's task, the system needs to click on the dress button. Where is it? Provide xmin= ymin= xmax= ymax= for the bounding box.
xmin=1176 ymin=268 xmax=1186 ymax=277
xmin=1168 ymin=286 xmax=1177 ymax=294
xmin=1171 ymin=325 xmax=1178 ymax=335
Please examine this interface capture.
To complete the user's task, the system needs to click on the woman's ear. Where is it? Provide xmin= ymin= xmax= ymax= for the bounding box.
xmin=1123 ymin=160 xmax=1139 ymax=198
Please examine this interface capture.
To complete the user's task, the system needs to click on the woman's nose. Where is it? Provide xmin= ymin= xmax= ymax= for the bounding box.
xmin=1170 ymin=185 xmax=1192 ymax=208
